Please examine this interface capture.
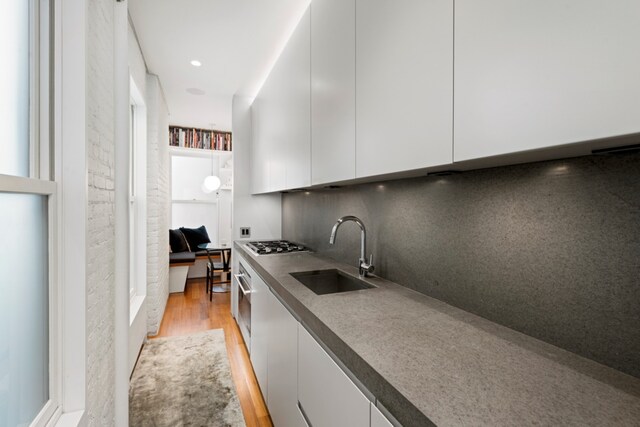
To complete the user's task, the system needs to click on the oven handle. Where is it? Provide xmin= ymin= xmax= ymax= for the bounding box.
xmin=235 ymin=274 xmax=252 ymax=296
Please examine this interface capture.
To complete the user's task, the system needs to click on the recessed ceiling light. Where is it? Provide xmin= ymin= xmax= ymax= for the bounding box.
xmin=190 ymin=60 xmax=202 ymax=67
xmin=186 ymin=88 xmax=205 ymax=96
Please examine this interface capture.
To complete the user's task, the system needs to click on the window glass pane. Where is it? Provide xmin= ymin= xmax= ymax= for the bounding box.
xmin=0 ymin=2 xmax=31 ymax=177
xmin=0 ymin=193 xmax=49 ymax=426
xmin=130 ymin=104 xmax=135 ymax=196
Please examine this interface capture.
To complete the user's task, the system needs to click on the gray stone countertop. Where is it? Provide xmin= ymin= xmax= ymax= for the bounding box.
xmin=235 ymin=243 xmax=640 ymax=427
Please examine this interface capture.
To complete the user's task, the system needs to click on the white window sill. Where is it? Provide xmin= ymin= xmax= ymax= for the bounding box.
xmin=50 ymin=410 xmax=85 ymax=427
xmin=130 ymin=294 xmax=146 ymax=326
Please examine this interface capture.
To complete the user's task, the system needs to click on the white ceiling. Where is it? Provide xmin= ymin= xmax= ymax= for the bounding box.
xmin=128 ymin=0 xmax=310 ymax=131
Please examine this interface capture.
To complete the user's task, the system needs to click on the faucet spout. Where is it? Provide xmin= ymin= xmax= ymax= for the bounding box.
xmin=329 ymin=221 xmax=341 ymax=245
xmin=328 ymin=215 xmax=374 ymax=278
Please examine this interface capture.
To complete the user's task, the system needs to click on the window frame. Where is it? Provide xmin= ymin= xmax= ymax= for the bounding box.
xmin=128 ymin=77 xmax=147 ymax=303
xmin=0 ymin=0 xmax=61 ymax=425
xmin=50 ymin=0 xmax=88 ymax=424
xmin=129 ymin=101 xmax=136 ymax=300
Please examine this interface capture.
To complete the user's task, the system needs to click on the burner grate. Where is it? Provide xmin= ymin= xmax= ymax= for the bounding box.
xmin=246 ymin=240 xmax=309 ymax=255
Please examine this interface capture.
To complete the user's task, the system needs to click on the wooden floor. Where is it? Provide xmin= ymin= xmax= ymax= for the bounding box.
xmin=150 ymin=277 xmax=273 ymax=427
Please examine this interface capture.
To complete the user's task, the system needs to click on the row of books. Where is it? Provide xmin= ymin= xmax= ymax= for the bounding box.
xmin=169 ymin=126 xmax=232 ymax=151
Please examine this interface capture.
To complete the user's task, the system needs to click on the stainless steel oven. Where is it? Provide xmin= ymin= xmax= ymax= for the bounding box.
xmin=235 ymin=262 xmax=252 ymax=349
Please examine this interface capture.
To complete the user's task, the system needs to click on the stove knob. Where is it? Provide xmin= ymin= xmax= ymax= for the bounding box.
xmin=277 ymin=247 xmax=283 ymax=252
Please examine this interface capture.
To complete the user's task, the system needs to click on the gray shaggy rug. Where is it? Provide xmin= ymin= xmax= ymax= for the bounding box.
xmin=129 ymin=330 xmax=245 ymax=427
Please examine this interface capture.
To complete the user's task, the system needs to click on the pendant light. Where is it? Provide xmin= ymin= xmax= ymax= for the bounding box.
xmin=202 ymin=143 xmax=221 ymax=193
xmin=202 ymin=175 xmax=221 ymax=193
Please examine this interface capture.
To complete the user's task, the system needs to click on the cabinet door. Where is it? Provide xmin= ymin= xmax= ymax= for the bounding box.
xmin=281 ymin=6 xmax=311 ymax=190
xmin=355 ymin=0 xmax=453 ymax=178
xmin=311 ymin=0 xmax=356 ymax=185
xmin=231 ymin=270 xmax=238 ymax=320
xmin=252 ymin=7 xmax=311 ymax=192
xmin=454 ymin=0 xmax=640 ymax=161
xmin=298 ymin=325 xmax=369 ymax=427
xmin=267 ymin=293 xmax=304 ymax=427
xmin=254 ymin=73 xmax=286 ymax=192
xmin=250 ymin=98 xmax=271 ymax=194
xmin=371 ymin=403 xmax=394 ymax=427
xmin=250 ymin=273 xmax=269 ymax=396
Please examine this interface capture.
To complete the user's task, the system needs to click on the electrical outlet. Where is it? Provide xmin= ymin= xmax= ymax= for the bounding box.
xmin=240 ymin=227 xmax=251 ymax=238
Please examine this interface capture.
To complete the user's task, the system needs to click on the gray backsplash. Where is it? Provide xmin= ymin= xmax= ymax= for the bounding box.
xmin=282 ymin=153 xmax=640 ymax=378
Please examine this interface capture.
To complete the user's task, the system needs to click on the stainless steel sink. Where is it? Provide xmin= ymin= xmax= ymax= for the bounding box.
xmin=290 ymin=269 xmax=375 ymax=295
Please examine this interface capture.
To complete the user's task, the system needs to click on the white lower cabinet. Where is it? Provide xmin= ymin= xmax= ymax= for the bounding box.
xmin=250 ymin=268 xmax=392 ymax=426
xmin=371 ymin=403 xmax=394 ymax=427
xmin=250 ymin=273 xmax=270 ymax=396
xmin=249 ymin=274 xmax=304 ymax=427
xmin=297 ymin=325 xmax=370 ymax=427
xmin=267 ymin=291 xmax=305 ymax=427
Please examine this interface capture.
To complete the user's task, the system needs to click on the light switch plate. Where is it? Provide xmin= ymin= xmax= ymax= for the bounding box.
xmin=240 ymin=227 xmax=251 ymax=238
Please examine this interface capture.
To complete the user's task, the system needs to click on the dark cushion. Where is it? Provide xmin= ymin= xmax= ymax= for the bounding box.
xmin=169 ymin=251 xmax=196 ymax=264
xmin=169 ymin=229 xmax=190 ymax=253
xmin=180 ymin=226 xmax=210 ymax=250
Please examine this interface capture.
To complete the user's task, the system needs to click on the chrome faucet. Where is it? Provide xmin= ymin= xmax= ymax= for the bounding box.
xmin=329 ymin=215 xmax=374 ymax=278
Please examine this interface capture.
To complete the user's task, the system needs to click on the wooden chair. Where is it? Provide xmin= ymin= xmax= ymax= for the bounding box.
xmin=206 ymin=248 xmax=231 ymax=299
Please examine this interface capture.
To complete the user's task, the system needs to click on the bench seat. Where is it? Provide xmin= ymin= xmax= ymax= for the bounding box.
xmin=169 ymin=252 xmax=195 ymax=293
xmin=169 ymin=251 xmax=196 ymax=265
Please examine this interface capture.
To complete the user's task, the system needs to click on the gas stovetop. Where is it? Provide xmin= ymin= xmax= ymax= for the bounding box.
xmin=245 ymin=240 xmax=309 ymax=255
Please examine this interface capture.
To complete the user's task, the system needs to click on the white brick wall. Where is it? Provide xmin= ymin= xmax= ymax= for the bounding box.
xmin=86 ymin=0 xmax=116 ymax=423
xmin=83 ymin=2 xmax=170 ymax=421
xmin=146 ymin=75 xmax=170 ymax=334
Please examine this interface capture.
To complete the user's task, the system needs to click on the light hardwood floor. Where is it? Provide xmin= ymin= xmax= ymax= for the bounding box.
xmin=149 ymin=277 xmax=273 ymax=427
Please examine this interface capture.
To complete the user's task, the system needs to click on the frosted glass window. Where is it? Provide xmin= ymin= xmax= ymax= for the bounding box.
xmin=172 ymin=203 xmax=219 ymax=245
xmin=171 ymin=156 xmax=218 ymax=201
xmin=0 ymin=193 xmax=49 ymax=427
xmin=0 ymin=1 xmax=31 ymax=177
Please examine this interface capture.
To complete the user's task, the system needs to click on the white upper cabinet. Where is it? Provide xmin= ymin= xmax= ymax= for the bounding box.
xmin=355 ymin=0 xmax=454 ymax=178
xmin=252 ymin=62 xmax=286 ymax=193
xmin=251 ymin=7 xmax=311 ymax=193
xmin=454 ymin=0 xmax=640 ymax=162
xmin=311 ymin=0 xmax=356 ymax=185
xmin=284 ymin=7 xmax=312 ymax=189
xmin=250 ymin=99 xmax=270 ymax=194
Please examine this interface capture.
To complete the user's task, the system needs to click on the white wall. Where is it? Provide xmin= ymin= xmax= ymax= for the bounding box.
xmin=86 ymin=0 xmax=116 ymax=422
xmin=232 ymin=95 xmax=282 ymax=241
xmin=65 ymin=1 xmax=168 ymax=423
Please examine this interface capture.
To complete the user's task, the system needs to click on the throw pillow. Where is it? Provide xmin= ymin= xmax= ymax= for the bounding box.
xmin=169 ymin=229 xmax=190 ymax=253
xmin=180 ymin=225 xmax=211 ymax=250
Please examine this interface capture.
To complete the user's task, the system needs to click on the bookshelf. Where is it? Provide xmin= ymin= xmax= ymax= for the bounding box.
xmin=169 ymin=125 xmax=232 ymax=151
